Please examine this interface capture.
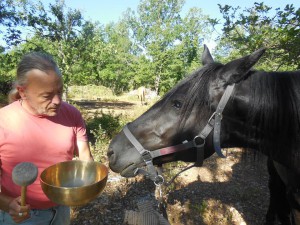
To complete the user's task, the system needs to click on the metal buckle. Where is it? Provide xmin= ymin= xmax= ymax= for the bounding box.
xmin=141 ymin=150 xmax=153 ymax=162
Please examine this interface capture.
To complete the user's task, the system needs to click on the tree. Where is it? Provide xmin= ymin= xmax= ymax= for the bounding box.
xmin=1 ymin=0 xmax=215 ymax=96
xmin=124 ymin=0 xmax=212 ymax=94
xmin=177 ymin=7 xmax=213 ymax=74
xmin=125 ymin=0 xmax=211 ymax=94
xmin=217 ymin=3 xmax=300 ymax=70
xmin=18 ymin=0 xmax=88 ymax=98
xmin=101 ymin=21 xmax=136 ymax=93
xmin=0 ymin=0 xmax=27 ymax=49
xmin=124 ymin=0 xmax=184 ymax=93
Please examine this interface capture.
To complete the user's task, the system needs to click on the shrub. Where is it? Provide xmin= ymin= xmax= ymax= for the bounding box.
xmin=86 ymin=111 xmax=123 ymax=144
xmin=85 ymin=111 xmax=128 ymax=162
xmin=0 ymin=75 xmax=13 ymax=95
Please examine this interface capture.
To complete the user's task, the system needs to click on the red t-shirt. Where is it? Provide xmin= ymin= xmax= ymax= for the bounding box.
xmin=0 ymin=100 xmax=88 ymax=209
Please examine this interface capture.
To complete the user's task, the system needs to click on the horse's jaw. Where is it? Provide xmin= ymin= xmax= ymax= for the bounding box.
xmin=119 ymin=164 xmax=138 ymax=177
xmin=108 ymin=152 xmax=140 ymax=178
xmin=109 ymin=159 xmax=139 ymax=178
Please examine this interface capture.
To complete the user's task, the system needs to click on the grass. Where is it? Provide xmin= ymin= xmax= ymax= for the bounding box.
xmin=68 ymin=85 xmax=145 ymax=102
xmin=188 ymin=199 xmax=237 ymax=225
xmin=67 ymin=85 xmax=115 ymax=100
xmin=190 ymin=200 xmax=208 ymax=215
xmin=69 ymin=85 xmax=154 ymax=162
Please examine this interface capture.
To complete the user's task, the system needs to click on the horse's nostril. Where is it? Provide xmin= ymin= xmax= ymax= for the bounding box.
xmin=107 ymin=149 xmax=114 ymax=158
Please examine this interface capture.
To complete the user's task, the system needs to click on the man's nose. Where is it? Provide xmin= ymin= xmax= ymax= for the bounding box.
xmin=52 ymin=94 xmax=61 ymax=104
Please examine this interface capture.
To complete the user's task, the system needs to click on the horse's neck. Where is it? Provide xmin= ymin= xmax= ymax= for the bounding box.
xmin=221 ymin=72 xmax=300 ymax=173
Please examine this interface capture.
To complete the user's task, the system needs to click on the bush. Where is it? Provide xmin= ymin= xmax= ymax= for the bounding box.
xmin=0 ymin=76 xmax=13 ymax=95
xmin=85 ymin=111 xmax=128 ymax=162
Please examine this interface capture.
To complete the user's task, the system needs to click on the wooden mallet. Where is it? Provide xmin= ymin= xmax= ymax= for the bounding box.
xmin=12 ymin=162 xmax=38 ymax=206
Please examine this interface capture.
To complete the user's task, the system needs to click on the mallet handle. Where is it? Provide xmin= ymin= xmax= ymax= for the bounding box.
xmin=21 ymin=186 xmax=27 ymax=206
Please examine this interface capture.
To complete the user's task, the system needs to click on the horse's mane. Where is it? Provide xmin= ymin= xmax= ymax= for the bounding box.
xmin=247 ymin=71 xmax=300 ymax=161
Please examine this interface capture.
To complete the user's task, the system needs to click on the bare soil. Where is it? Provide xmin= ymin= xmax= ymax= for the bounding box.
xmin=70 ymin=149 xmax=270 ymax=225
xmin=70 ymin=99 xmax=272 ymax=225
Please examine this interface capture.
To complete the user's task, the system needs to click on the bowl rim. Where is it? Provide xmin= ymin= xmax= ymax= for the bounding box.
xmin=40 ymin=160 xmax=108 ymax=189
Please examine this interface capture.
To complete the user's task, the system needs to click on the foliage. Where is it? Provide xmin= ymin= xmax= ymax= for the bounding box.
xmin=85 ymin=111 xmax=128 ymax=162
xmin=86 ymin=111 xmax=124 ymax=144
xmin=217 ymin=3 xmax=300 ymax=70
xmin=1 ymin=0 xmax=213 ymax=96
xmin=0 ymin=74 xmax=12 ymax=95
xmin=0 ymin=0 xmax=27 ymax=47
xmin=1 ymin=0 xmax=300 ymax=97
xmin=190 ymin=200 xmax=208 ymax=216
xmin=0 ymin=50 xmax=20 ymax=77
xmin=124 ymin=0 xmax=211 ymax=94
xmin=70 ymin=92 xmax=128 ymax=162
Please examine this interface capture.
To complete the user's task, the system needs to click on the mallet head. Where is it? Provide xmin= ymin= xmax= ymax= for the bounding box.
xmin=12 ymin=162 xmax=38 ymax=206
xmin=12 ymin=162 xmax=38 ymax=186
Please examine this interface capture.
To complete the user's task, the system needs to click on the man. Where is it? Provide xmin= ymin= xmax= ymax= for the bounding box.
xmin=0 ymin=52 xmax=93 ymax=224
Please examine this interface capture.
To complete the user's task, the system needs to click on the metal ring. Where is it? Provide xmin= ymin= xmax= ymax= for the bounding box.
xmin=193 ymin=136 xmax=205 ymax=148
xmin=18 ymin=212 xmax=23 ymax=217
xmin=154 ymin=175 xmax=164 ymax=186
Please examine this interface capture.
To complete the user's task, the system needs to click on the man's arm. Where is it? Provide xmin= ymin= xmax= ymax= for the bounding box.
xmin=77 ymin=140 xmax=94 ymax=161
xmin=0 ymin=193 xmax=13 ymax=212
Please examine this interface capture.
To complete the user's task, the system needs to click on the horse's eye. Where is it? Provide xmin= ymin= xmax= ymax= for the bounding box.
xmin=172 ymin=100 xmax=182 ymax=109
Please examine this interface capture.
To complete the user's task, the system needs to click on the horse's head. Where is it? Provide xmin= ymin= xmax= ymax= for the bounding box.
xmin=108 ymin=45 xmax=265 ymax=178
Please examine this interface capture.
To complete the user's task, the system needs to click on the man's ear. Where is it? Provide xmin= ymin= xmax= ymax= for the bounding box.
xmin=17 ymin=86 xmax=26 ymax=99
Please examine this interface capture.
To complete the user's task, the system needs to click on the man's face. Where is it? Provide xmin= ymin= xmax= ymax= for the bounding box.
xmin=18 ymin=69 xmax=63 ymax=117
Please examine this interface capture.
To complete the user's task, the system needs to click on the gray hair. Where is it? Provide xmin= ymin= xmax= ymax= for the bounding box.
xmin=8 ymin=52 xmax=62 ymax=103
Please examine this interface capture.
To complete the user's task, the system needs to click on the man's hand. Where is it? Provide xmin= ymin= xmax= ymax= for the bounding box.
xmin=8 ymin=196 xmax=30 ymax=223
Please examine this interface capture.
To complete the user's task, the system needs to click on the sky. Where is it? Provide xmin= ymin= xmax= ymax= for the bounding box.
xmin=59 ymin=0 xmax=300 ymax=25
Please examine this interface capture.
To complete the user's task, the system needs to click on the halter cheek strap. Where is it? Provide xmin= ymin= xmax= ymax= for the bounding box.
xmin=213 ymin=83 xmax=235 ymax=157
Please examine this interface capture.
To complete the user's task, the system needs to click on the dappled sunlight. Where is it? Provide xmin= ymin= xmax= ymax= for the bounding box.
xmin=167 ymin=198 xmax=247 ymax=225
xmin=177 ymin=148 xmax=243 ymax=184
xmin=201 ymin=199 xmax=246 ymax=225
xmin=67 ymin=85 xmax=270 ymax=225
xmin=164 ymin=148 xmax=269 ymax=224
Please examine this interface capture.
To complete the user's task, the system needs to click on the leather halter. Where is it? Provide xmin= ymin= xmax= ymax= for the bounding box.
xmin=122 ymin=84 xmax=235 ymax=184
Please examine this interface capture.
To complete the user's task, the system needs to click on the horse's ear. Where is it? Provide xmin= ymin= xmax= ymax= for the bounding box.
xmin=202 ymin=44 xmax=214 ymax=65
xmin=221 ymin=47 xmax=266 ymax=84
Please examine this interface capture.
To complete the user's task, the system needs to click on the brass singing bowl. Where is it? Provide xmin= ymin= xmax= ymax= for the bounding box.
xmin=40 ymin=160 xmax=108 ymax=206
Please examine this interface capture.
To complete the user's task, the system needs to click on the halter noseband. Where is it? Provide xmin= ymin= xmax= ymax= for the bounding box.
xmin=122 ymin=84 xmax=235 ymax=184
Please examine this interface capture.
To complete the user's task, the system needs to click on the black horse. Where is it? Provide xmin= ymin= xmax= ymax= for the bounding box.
xmin=108 ymin=46 xmax=300 ymax=224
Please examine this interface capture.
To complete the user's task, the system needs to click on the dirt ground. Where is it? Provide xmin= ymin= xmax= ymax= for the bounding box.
xmin=70 ymin=149 xmax=271 ymax=225
xmin=70 ymin=99 xmax=273 ymax=225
